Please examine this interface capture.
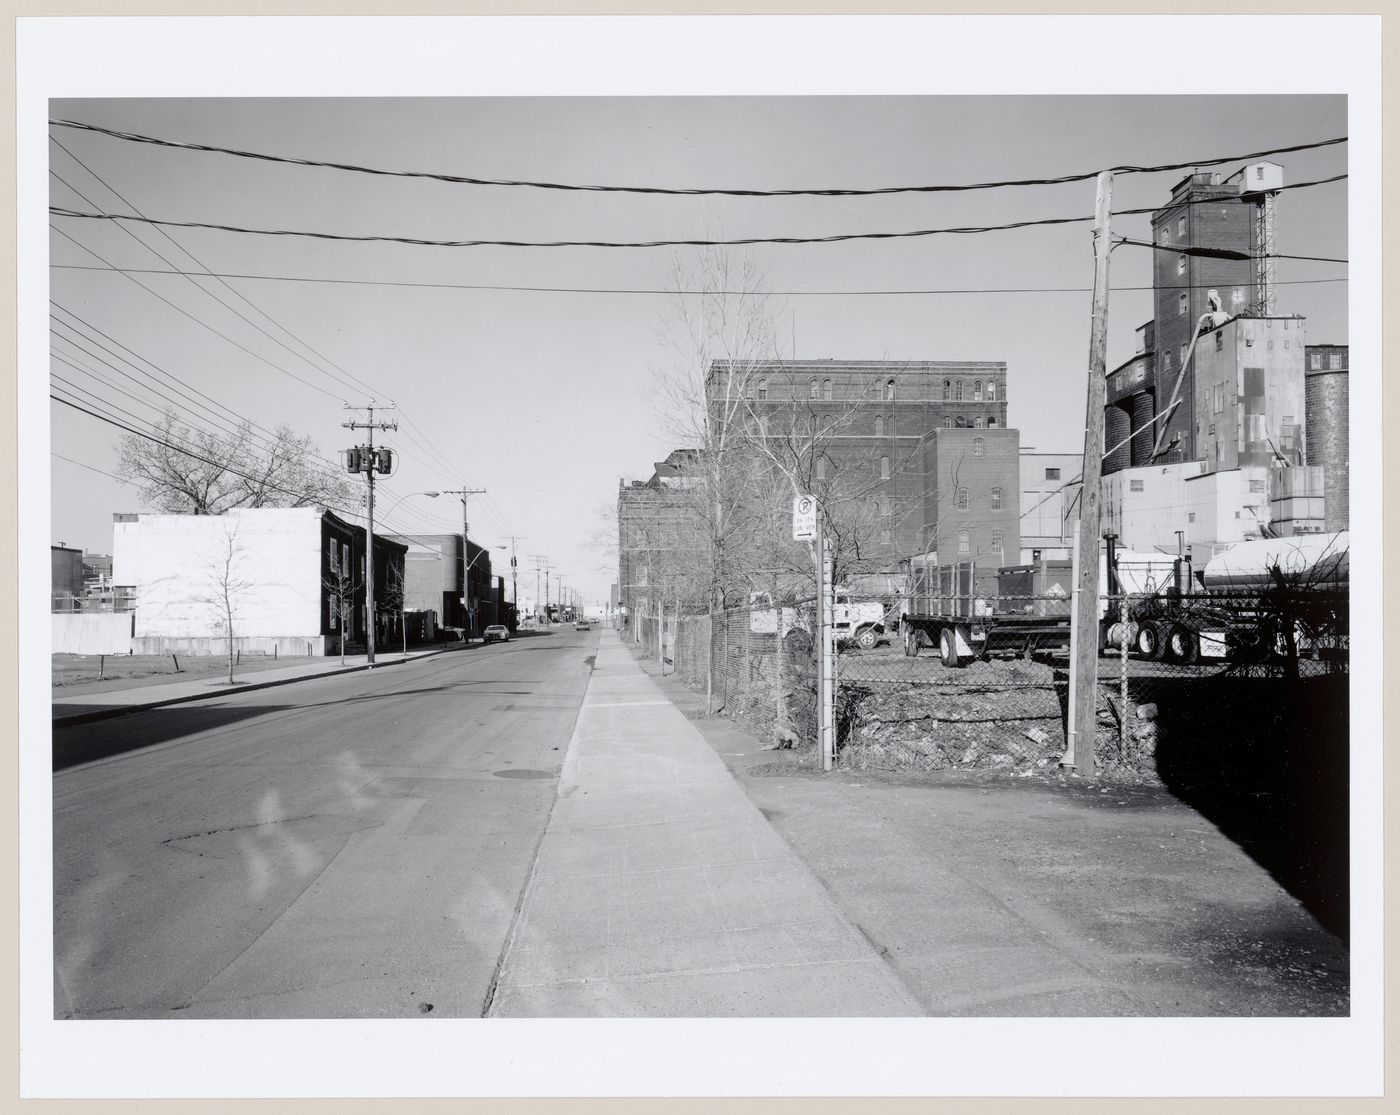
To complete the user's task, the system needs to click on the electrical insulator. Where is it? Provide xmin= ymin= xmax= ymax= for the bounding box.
xmin=375 ymin=448 xmax=394 ymax=475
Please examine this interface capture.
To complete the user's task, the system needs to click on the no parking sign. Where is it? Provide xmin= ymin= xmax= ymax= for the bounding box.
xmin=792 ymin=494 xmax=817 ymax=540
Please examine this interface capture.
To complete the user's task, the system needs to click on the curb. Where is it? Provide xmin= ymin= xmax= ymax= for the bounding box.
xmin=52 ymin=643 xmax=466 ymax=728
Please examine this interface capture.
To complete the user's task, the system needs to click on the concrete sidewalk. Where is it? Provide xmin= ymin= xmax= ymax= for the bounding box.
xmin=487 ymin=628 xmax=923 ymax=1017
xmin=51 ymin=643 xmax=465 ymax=727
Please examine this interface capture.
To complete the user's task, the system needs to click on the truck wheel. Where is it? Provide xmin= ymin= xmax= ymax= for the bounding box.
xmin=1135 ymin=623 xmax=1160 ymax=660
xmin=856 ymin=627 xmax=878 ymax=651
xmin=1168 ymin=626 xmax=1199 ymax=665
xmin=904 ymin=627 xmax=920 ymax=657
xmin=939 ymin=628 xmax=964 ymax=669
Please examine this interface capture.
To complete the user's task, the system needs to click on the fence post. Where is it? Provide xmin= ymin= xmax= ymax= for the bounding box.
xmin=1119 ymin=596 xmax=1129 ymax=755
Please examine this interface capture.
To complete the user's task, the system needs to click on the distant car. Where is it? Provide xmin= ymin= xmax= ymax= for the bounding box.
xmin=575 ymin=620 xmax=592 ymax=631
xmin=482 ymin=625 xmax=510 ymax=644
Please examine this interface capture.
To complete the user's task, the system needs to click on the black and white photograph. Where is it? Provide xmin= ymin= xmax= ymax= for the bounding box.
xmin=18 ymin=13 xmax=1383 ymax=1102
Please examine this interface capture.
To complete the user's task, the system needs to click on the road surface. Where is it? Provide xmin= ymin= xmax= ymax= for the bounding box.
xmin=53 ymin=628 xmax=596 ymax=1019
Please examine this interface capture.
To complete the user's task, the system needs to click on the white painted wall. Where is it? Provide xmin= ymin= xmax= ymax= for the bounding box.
xmin=51 ymin=613 xmax=133 ymax=655
xmin=1184 ymin=466 xmax=1272 ymax=560
xmin=121 ymin=509 xmax=324 ymax=641
xmin=1101 ymin=461 xmax=1206 ymax=553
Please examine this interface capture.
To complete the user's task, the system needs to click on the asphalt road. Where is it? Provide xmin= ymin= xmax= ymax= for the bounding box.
xmin=52 ymin=627 xmax=597 ymax=1019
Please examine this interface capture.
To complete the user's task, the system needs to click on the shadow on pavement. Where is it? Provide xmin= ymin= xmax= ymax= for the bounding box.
xmin=54 ymin=703 xmax=297 ymax=771
xmin=1146 ymin=673 xmax=1349 ymax=941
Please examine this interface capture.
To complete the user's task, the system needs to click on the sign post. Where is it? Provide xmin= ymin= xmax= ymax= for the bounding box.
xmin=794 ymin=495 xmax=832 ymax=771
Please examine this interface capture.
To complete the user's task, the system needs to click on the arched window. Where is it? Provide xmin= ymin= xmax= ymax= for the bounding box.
xmin=991 ymin=529 xmax=1003 ymax=552
xmin=987 ymin=416 xmax=998 ymax=429
xmin=957 ymin=529 xmax=970 ymax=554
xmin=974 ymin=380 xmax=983 ymax=401
xmin=880 ymin=456 xmax=891 ymax=480
xmin=815 ymin=457 xmax=826 ymax=480
xmin=885 ymin=379 xmax=896 ymax=401
xmin=822 ymin=378 xmax=833 ymax=401
xmin=809 ymin=378 xmax=819 ymax=399
xmin=823 ymin=414 xmax=834 ymax=433
xmin=974 ymin=417 xmax=985 ymax=429
xmin=954 ymin=380 xmax=965 ymax=401
xmin=874 ymin=415 xmax=884 ymax=437
xmin=991 ymin=487 xmax=1002 ymax=510
xmin=956 ymin=487 xmax=969 ymax=511
xmin=955 ymin=416 xmax=966 ymax=428
xmin=986 ymin=381 xmax=996 ymax=401
xmin=943 ymin=416 xmax=953 ymax=429
xmin=757 ymin=378 xmax=768 ymax=400
xmin=943 ymin=379 xmax=952 ymax=401
xmin=973 ymin=437 xmax=985 ymax=457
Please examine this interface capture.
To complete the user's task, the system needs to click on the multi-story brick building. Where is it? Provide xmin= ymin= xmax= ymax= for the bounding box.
xmin=709 ymin=359 xmax=1011 ymax=558
xmin=918 ymin=427 xmax=1021 ymax=587
xmin=1305 ymin=343 xmax=1349 ymax=530
xmin=616 ymin=449 xmax=706 ymax=618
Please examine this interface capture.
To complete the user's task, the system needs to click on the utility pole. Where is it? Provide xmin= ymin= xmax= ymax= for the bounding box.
xmin=528 ymin=555 xmax=547 ymax=621
xmin=440 ymin=487 xmax=485 ymax=639
xmin=342 ymin=403 xmax=397 ymax=666
xmin=504 ymin=536 xmax=526 ymax=620
xmin=1066 ymin=171 xmax=1114 ymax=777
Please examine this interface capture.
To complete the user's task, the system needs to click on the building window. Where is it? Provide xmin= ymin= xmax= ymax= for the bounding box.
xmin=990 ymin=487 xmax=1002 ymax=510
xmin=880 ymin=456 xmax=890 ymax=480
xmin=1310 ymin=354 xmax=1322 ymax=370
xmin=973 ymin=380 xmax=983 ymax=401
xmin=1046 ymin=467 xmax=1060 ymax=481
xmin=1284 ymin=340 xmax=1290 ymax=349
xmin=991 ymin=529 xmax=1003 ymax=551
xmin=1215 ymin=331 xmax=1224 ymax=351
xmin=809 ymin=379 xmax=819 ymax=399
xmin=885 ymin=378 xmax=895 ymax=401
xmin=328 ymin=538 xmax=338 ymax=573
xmin=958 ymin=530 xmax=970 ymax=554
xmin=822 ymin=378 xmax=833 ymax=401
xmin=1177 ymin=214 xmax=1187 ymax=237
xmin=974 ymin=417 xmax=985 ymax=429
xmin=1188 ymin=512 xmax=1196 ymax=523
xmin=1180 ymin=343 xmax=1188 ymax=366
xmin=758 ymin=416 xmax=769 ymax=437
xmin=1249 ymin=479 xmax=1266 ymax=494
xmin=986 ymin=381 xmax=996 ymax=401
xmin=816 ymin=457 xmax=826 ymax=480
xmin=973 ymin=437 xmax=985 ymax=457
xmin=1178 ymin=292 xmax=1188 ymax=316
xmin=943 ymin=379 xmax=951 ymax=401
xmin=954 ymin=380 xmax=964 ymax=402
xmin=1163 ymin=351 xmax=1173 ymax=373
xmin=1130 ymin=478 xmax=1144 ymax=492
xmin=329 ymin=598 xmax=338 ymax=628
xmin=1329 ymin=353 xmax=1342 ymax=370
xmin=1231 ymin=287 xmax=1245 ymax=307
xmin=955 ymin=487 xmax=969 ymax=511
xmin=757 ymin=378 xmax=768 ymax=399
xmin=943 ymin=416 xmax=953 ymax=429
xmin=987 ymin=417 xmax=998 ymax=428
xmin=874 ymin=415 xmax=884 ymax=437
xmin=1177 ymin=254 xmax=1187 ymax=276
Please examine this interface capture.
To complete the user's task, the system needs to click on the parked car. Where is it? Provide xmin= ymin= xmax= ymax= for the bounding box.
xmin=482 ymin=624 xmax=510 ymax=644
xmin=575 ymin=619 xmax=592 ymax=631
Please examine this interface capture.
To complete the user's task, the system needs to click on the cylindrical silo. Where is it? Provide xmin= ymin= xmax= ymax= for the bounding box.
xmin=1129 ymin=392 xmax=1156 ymax=467
xmin=1103 ymin=404 xmax=1131 ymax=474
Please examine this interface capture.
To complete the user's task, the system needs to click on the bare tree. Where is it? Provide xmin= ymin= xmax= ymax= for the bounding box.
xmin=119 ymin=409 xmax=356 ymax=515
xmin=322 ymin=540 xmax=359 ymax=666
xmin=202 ymin=518 xmax=253 ymax=685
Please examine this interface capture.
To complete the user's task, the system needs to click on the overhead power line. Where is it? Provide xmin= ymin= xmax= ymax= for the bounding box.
xmin=51 ymin=263 xmax=1349 ymax=297
xmin=48 ymin=174 xmax=1348 ymax=251
xmin=1115 ymin=237 xmax=1348 ymax=265
xmin=48 ymin=117 xmax=1347 ymax=198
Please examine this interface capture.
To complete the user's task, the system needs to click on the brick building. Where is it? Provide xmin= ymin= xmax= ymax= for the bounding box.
xmin=616 ymin=449 xmax=706 ymax=618
xmin=1305 ymin=343 xmax=1349 ymax=530
xmin=918 ymin=427 xmax=1021 ymax=587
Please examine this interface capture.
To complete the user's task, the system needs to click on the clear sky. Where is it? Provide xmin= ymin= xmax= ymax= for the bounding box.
xmin=48 ymin=94 xmax=1347 ymax=604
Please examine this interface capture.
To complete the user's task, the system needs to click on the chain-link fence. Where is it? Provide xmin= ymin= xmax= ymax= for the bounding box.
xmin=632 ymin=582 xmax=1348 ymax=778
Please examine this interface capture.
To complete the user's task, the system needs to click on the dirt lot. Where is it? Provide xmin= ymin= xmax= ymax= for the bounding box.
xmin=51 ymin=652 xmax=321 ymax=693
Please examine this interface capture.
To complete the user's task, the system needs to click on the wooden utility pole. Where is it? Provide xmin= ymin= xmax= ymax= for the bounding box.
xmin=1066 ymin=171 xmax=1114 ymax=777
xmin=342 ymin=403 xmax=397 ymax=666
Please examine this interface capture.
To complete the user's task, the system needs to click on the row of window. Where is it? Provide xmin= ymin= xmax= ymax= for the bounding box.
xmin=755 ymin=377 xmax=1001 ymax=403
xmin=954 ymin=529 xmax=1004 ymax=555
xmin=1309 ymin=352 xmax=1345 ymax=370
